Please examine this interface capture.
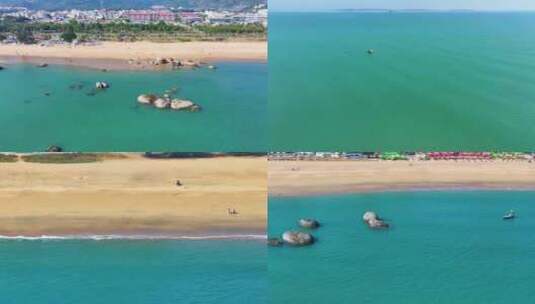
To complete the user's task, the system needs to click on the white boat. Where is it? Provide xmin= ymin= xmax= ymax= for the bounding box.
xmin=503 ymin=210 xmax=516 ymax=220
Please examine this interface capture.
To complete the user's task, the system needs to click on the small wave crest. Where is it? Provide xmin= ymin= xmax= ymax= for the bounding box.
xmin=0 ymin=234 xmax=267 ymax=241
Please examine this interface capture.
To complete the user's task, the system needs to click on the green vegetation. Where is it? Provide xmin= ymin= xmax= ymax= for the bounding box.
xmin=194 ymin=23 xmax=266 ymax=34
xmin=0 ymin=18 xmax=266 ymax=43
xmin=0 ymin=154 xmax=19 ymax=162
xmin=21 ymin=153 xmax=102 ymax=164
xmin=60 ymin=23 xmax=77 ymax=42
xmin=15 ymin=26 xmax=35 ymax=44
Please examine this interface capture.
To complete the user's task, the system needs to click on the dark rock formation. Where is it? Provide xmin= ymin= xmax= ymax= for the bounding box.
xmin=298 ymin=218 xmax=320 ymax=229
xmin=362 ymin=211 xmax=389 ymax=229
xmin=46 ymin=145 xmax=63 ymax=153
xmin=95 ymin=81 xmax=110 ymax=89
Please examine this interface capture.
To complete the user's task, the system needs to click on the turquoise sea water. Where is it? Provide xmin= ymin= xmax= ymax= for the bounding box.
xmin=269 ymin=191 xmax=535 ymax=303
xmin=0 ymin=238 xmax=266 ymax=304
xmin=0 ymin=62 xmax=266 ymax=152
xmin=269 ymin=13 xmax=535 ymax=151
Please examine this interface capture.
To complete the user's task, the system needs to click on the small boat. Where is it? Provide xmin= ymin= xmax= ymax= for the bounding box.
xmin=503 ymin=210 xmax=516 ymax=220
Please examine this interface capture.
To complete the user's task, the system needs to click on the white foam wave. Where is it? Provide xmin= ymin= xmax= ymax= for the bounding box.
xmin=0 ymin=234 xmax=267 ymax=241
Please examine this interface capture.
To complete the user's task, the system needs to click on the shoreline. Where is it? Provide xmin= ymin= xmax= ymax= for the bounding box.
xmin=0 ymin=41 xmax=267 ymax=71
xmin=0 ymin=154 xmax=267 ymax=236
xmin=269 ymin=160 xmax=535 ymax=197
xmin=0 ymin=233 xmax=267 ymax=241
xmin=270 ymin=183 xmax=535 ymax=197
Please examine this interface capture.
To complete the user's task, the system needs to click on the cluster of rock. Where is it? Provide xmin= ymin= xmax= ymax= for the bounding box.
xmin=0 ymin=66 xmax=4 ymax=70
xmin=137 ymin=94 xmax=201 ymax=112
xmin=270 ymin=212 xmax=390 ymax=248
xmin=362 ymin=211 xmax=389 ymax=229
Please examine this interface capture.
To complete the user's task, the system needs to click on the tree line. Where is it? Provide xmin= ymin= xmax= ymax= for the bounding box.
xmin=0 ymin=17 xmax=266 ymax=44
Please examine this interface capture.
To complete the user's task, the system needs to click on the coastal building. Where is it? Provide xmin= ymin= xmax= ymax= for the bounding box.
xmin=126 ymin=9 xmax=176 ymax=23
xmin=178 ymin=12 xmax=204 ymax=24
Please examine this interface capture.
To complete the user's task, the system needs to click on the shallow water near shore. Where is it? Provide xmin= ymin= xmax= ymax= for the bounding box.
xmin=269 ymin=12 xmax=535 ymax=151
xmin=0 ymin=238 xmax=266 ymax=304
xmin=0 ymin=62 xmax=266 ymax=152
xmin=269 ymin=191 xmax=535 ymax=303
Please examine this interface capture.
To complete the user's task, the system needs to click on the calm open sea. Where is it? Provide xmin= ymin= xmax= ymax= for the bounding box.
xmin=0 ymin=238 xmax=266 ymax=304
xmin=269 ymin=12 xmax=535 ymax=151
xmin=269 ymin=191 xmax=535 ymax=303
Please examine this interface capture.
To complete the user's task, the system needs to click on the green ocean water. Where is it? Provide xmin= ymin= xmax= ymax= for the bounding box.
xmin=0 ymin=62 xmax=266 ymax=152
xmin=0 ymin=238 xmax=266 ymax=304
xmin=269 ymin=13 xmax=535 ymax=151
xmin=269 ymin=191 xmax=535 ymax=303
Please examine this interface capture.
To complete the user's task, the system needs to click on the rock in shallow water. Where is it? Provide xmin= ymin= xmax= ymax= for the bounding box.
xmin=362 ymin=211 xmax=389 ymax=229
xmin=95 ymin=81 xmax=110 ymax=89
xmin=282 ymin=231 xmax=315 ymax=246
xmin=46 ymin=145 xmax=63 ymax=152
xmin=267 ymin=238 xmax=284 ymax=247
xmin=154 ymin=98 xmax=171 ymax=109
xmin=137 ymin=94 xmax=157 ymax=104
xmin=298 ymin=218 xmax=320 ymax=229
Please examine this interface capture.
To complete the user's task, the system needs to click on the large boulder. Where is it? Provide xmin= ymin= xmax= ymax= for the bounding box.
xmin=170 ymin=99 xmax=201 ymax=112
xmin=368 ymin=218 xmax=389 ymax=229
xmin=362 ymin=211 xmax=389 ymax=229
xmin=282 ymin=231 xmax=314 ymax=246
xmin=298 ymin=218 xmax=320 ymax=229
xmin=362 ymin=211 xmax=378 ymax=222
xmin=95 ymin=81 xmax=109 ymax=89
xmin=137 ymin=94 xmax=157 ymax=104
xmin=154 ymin=98 xmax=171 ymax=109
xmin=170 ymin=99 xmax=194 ymax=110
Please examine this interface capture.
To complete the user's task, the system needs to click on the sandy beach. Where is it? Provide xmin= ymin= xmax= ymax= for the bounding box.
xmin=0 ymin=154 xmax=267 ymax=236
xmin=269 ymin=160 xmax=535 ymax=196
xmin=0 ymin=41 xmax=267 ymax=70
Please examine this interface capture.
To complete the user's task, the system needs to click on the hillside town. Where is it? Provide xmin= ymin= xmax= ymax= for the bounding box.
xmin=0 ymin=4 xmax=267 ymax=26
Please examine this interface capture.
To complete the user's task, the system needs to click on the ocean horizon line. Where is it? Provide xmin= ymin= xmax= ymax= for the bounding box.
xmin=269 ymin=9 xmax=535 ymax=14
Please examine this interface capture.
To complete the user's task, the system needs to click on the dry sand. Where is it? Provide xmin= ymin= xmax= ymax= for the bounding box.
xmin=0 ymin=41 xmax=267 ymax=70
xmin=269 ymin=160 xmax=535 ymax=196
xmin=0 ymin=154 xmax=267 ymax=236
